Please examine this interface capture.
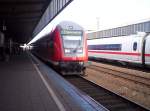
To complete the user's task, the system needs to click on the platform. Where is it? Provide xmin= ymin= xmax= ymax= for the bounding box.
xmin=0 ymin=53 xmax=60 ymax=111
xmin=0 ymin=52 xmax=107 ymax=111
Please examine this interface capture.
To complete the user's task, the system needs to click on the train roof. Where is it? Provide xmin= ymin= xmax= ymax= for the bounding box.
xmin=87 ymin=20 xmax=150 ymax=40
xmin=57 ymin=21 xmax=84 ymax=31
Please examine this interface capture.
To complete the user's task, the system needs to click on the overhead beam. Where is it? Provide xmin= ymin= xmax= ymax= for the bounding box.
xmin=0 ymin=9 xmax=42 ymax=15
xmin=33 ymin=0 xmax=74 ymax=37
xmin=0 ymin=1 xmax=45 ymax=6
xmin=0 ymin=16 xmax=41 ymax=20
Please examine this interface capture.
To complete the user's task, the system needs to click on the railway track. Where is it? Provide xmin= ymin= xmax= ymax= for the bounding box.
xmin=65 ymin=75 xmax=148 ymax=111
xmin=87 ymin=63 xmax=150 ymax=88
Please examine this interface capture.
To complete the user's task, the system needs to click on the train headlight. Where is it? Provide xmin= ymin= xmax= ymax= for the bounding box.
xmin=77 ymin=49 xmax=83 ymax=53
xmin=65 ymin=49 xmax=71 ymax=53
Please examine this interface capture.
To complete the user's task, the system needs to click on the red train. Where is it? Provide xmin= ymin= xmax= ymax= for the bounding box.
xmin=31 ymin=21 xmax=88 ymax=75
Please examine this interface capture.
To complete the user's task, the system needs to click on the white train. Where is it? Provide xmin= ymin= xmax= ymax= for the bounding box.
xmin=88 ymin=32 xmax=150 ymax=67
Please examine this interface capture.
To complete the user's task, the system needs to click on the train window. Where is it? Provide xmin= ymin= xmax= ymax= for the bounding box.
xmin=133 ymin=42 xmax=137 ymax=51
xmin=62 ymin=35 xmax=82 ymax=49
xmin=61 ymin=30 xmax=83 ymax=50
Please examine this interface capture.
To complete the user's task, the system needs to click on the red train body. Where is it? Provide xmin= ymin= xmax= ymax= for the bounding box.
xmin=32 ymin=21 xmax=88 ymax=75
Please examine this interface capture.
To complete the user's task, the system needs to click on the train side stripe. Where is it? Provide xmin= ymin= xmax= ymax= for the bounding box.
xmin=145 ymin=54 xmax=150 ymax=57
xmin=88 ymin=50 xmax=150 ymax=57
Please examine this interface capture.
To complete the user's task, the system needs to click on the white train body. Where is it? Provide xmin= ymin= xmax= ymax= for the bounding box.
xmin=88 ymin=32 xmax=150 ymax=66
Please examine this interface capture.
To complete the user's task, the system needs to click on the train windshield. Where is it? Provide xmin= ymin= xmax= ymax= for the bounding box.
xmin=62 ymin=36 xmax=82 ymax=48
xmin=61 ymin=30 xmax=83 ymax=49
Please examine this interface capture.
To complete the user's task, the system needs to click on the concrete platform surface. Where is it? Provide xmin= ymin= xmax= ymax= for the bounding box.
xmin=0 ymin=53 xmax=60 ymax=111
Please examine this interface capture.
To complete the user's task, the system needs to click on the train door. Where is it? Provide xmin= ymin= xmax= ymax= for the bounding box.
xmin=47 ymin=38 xmax=54 ymax=59
xmin=131 ymin=32 xmax=145 ymax=63
xmin=124 ymin=36 xmax=133 ymax=61
xmin=144 ymin=34 xmax=150 ymax=65
xmin=129 ymin=36 xmax=141 ymax=62
xmin=131 ymin=32 xmax=147 ymax=64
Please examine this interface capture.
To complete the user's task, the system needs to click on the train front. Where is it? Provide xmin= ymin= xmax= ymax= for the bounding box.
xmin=57 ymin=21 xmax=88 ymax=75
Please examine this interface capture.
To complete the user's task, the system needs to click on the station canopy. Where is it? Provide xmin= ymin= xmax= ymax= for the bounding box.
xmin=0 ymin=0 xmax=73 ymax=44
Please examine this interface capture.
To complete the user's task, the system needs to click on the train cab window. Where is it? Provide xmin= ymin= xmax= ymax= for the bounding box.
xmin=133 ymin=42 xmax=137 ymax=51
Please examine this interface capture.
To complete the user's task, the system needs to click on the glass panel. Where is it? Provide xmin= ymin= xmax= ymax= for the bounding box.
xmin=61 ymin=30 xmax=83 ymax=54
xmin=133 ymin=42 xmax=137 ymax=51
xmin=62 ymin=35 xmax=82 ymax=49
